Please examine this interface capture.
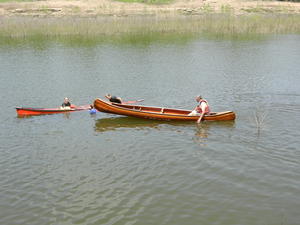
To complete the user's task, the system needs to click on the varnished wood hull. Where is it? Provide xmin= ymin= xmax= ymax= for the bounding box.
xmin=94 ymin=99 xmax=236 ymax=121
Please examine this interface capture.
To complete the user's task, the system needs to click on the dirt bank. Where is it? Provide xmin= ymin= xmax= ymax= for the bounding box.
xmin=0 ymin=0 xmax=300 ymax=17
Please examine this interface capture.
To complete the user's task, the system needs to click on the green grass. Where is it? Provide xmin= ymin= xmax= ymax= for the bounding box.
xmin=0 ymin=14 xmax=299 ymax=46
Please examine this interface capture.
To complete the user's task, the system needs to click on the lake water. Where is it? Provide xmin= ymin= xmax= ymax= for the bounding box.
xmin=0 ymin=35 xmax=300 ymax=225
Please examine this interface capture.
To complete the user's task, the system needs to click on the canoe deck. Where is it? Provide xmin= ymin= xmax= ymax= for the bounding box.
xmin=94 ymin=98 xmax=235 ymax=121
xmin=16 ymin=105 xmax=91 ymax=116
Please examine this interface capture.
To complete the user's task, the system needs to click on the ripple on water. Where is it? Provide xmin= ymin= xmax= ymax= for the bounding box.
xmin=1 ymin=36 xmax=300 ymax=225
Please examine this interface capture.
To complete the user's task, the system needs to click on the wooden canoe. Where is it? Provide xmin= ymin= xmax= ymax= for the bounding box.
xmin=16 ymin=105 xmax=91 ymax=116
xmin=94 ymin=98 xmax=236 ymax=121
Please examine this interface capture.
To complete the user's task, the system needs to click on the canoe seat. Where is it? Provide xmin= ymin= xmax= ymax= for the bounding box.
xmin=133 ymin=106 xmax=141 ymax=111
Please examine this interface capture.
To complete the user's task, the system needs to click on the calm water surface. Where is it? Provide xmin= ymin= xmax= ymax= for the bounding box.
xmin=0 ymin=35 xmax=300 ymax=225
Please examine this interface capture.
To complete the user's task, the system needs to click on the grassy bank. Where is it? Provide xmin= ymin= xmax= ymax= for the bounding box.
xmin=1 ymin=14 xmax=300 ymax=46
xmin=116 ymin=0 xmax=173 ymax=3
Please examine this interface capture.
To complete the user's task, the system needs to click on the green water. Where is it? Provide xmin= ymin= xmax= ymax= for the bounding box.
xmin=0 ymin=35 xmax=300 ymax=225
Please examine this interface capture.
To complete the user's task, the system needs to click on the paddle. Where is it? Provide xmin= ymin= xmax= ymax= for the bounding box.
xmin=123 ymin=99 xmax=144 ymax=104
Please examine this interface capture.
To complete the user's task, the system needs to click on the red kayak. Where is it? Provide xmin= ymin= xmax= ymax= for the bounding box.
xmin=16 ymin=105 xmax=91 ymax=116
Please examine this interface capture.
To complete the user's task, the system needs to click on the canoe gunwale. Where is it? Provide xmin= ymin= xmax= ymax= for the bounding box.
xmin=16 ymin=107 xmax=76 ymax=113
xmin=111 ymin=103 xmax=193 ymax=115
xmin=96 ymin=99 xmax=196 ymax=118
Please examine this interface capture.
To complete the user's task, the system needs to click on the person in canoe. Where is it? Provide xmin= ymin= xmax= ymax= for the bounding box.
xmin=105 ymin=94 xmax=123 ymax=104
xmin=188 ymin=95 xmax=211 ymax=123
xmin=61 ymin=97 xmax=73 ymax=109
xmin=105 ymin=94 xmax=145 ymax=104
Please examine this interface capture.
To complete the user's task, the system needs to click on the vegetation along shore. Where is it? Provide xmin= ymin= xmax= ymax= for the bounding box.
xmin=0 ymin=0 xmax=300 ymax=45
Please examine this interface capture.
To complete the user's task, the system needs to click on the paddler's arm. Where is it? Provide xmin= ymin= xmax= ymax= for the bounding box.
xmin=192 ymin=105 xmax=199 ymax=112
xmin=197 ymin=112 xmax=204 ymax=124
xmin=197 ymin=103 xmax=206 ymax=124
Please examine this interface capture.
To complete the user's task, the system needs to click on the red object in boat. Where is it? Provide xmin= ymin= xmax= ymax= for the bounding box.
xmin=16 ymin=105 xmax=91 ymax=116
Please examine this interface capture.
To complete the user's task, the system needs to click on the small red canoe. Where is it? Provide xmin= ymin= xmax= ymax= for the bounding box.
xmin=16 ymin=105 xmax=91 ymax=116
xmin=94 ymin=98 xmax=236 ymax=121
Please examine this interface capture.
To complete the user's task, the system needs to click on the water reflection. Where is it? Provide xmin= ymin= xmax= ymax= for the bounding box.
xmin=193 ymin=121 xmax=235 ymax=145
xmin=63 ymin=112 xmax=71 ymax=119
xmin=94 ymin=116 xmax=235 ymax=135
xmin=94 ymin=116 xmax=196 ymax=132
xmin=195 ymin=125 xmax=210 ymax=139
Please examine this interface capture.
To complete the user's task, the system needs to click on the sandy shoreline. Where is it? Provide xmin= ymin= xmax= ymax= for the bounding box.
xmin=0 ymin=0 xmax=300 ymax=17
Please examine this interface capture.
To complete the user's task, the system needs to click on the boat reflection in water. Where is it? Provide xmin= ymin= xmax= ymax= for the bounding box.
xmin=94 ymin=116 xmax=235 ymax=135
xmin=193 ymin=121 xmax=235 ymax=146
xmin=94 ymin=116 xmax=185 ymax=132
